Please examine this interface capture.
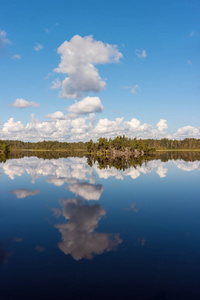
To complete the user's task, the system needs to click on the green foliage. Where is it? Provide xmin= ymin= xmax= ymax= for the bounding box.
xmin=1 ymin=137 xmax=200 ymax=155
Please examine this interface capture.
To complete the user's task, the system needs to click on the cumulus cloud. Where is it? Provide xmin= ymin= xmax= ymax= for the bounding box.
xmin=50 ymin=78 xmax=61 ymax=89
xmin=8 ymin=98 xmax=40 ymax=108
xmin=2 ymin=118 xmax=24 ymax=134
xmin=0 ymin=114 xmax=167 ymax=142
xmin=67 ymin=183 xmax=104 ymax=201
xmin=0 ymin=156 xmax=95 ymax=184
xmin=156 ymin=166 xmax=168 ymax=178
xmin=0 ymin=30 xmax=11 ymax=48
xmin=156 ymin=119 xmax=168 ymax=131
xmin=174 ymin=160 xmax=200 ymax=172
xmin=67 ymin=96 xmax=104 ymax=115
xmin=174 ymin=126 xmax=200 ymax=139
xmin=10 ymin=189 xmax=40 ymax=199
xmin=135 ymin=49 xmax=147 ymax=59
xmin=54 ymin=35 xmax=122 ymax=98
xmin=1 ymin=112 xmax=199 ymax=142
xmin=11 ymin=54 xmax=21 ymax=59
xmin=45 ymin=111 xmax=66 ymax=120
xmin=34 ymin=43 xmax=44 ymax=51
xmin=56 ymin=198 xmax=122 ymax=260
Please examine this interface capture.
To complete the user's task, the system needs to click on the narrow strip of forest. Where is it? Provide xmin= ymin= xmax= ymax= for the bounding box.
xmin=1 ymin=137 xmax=200 ymax=156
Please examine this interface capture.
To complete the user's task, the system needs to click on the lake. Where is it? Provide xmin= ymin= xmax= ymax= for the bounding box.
xmin=0 ymin=152 xmax=200 ymax=300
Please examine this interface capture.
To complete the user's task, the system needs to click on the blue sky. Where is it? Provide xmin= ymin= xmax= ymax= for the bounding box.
xmin=0 ymin=0 xmax=199 ymax=141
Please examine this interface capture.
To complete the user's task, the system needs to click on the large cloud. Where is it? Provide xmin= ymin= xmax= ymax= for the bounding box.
xmin=8 ymin=98 xmax=39 ymax=108
xmin=156 ymin=119 xmax=168 ymax=132
xmin=55 ymin=198 xmax=122 ymax=260
xmin=54 ymin=35 xmax=122 ymax=98
xmin=0 ymin=112 xmax=199 ymax=142
xmin=0 ymin=157 xmax=95 ymax=184
xmin=67 ymin=96 xmax=104 ymax=114
xmin=174 ymin=126 xmax=200 ymax=139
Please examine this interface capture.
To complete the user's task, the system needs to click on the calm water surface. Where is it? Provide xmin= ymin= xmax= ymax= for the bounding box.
xmin=0 ymin=153 xmax=200 ymax=300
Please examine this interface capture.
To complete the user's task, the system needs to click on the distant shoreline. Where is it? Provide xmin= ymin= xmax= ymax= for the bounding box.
xmin=9 ymin=148 xmax=200 ymax=152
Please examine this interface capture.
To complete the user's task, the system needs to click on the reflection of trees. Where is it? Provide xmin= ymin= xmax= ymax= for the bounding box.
xmin=2 ymin=150 xmax=200 ymax=166
xmin=87 ymin=152 xmax=200 ymax=171
xmin=8 ymin=151 xmax=86 ymax=160
xmin=55 ymin=198 xmax=122 ymax=260
xmin=87 ymin=154 xmax=155 ymax=171
xmin=156 ymin=151 xmax=200 ymax=162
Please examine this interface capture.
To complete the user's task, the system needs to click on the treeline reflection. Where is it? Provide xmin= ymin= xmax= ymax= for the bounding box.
xmin=2 ymin=150 xmax=200 ymax=165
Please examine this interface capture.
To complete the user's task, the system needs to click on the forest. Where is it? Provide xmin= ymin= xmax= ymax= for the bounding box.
xmin=0 ymin=137 xmax=200 ymax=154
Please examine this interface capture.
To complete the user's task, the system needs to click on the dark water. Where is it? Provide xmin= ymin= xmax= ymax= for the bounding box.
xmin=0 ymin=153 xmax=200 ymax=300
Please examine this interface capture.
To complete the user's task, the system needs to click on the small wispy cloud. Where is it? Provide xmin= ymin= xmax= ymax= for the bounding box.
xmin=34 ymin=43 xmax=44 ymax=51
xmin=0 ymin=29 xmax=11 ymax=48
xmin=131 ymin=84 xmax=140 ymax=94
xmin=45 ymin=23 xmax=59 ymax=34
xmin=135 ymin=49 xmax=147 ymax=59
xmin=190 ymin=30 xmax=198 ymax=37
xmin=187 ymin=60 xmax=192 ymax=65
xmin=51 ymin=78 xmax=61 ymax=89
xmin=11 ymin=54 xmax=21 ymax=60
xmin=124 ymin=84 xmax=141 ymax=95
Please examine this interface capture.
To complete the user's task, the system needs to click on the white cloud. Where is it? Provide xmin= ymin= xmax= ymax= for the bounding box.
xmin=45 ymin=23 xmax=59 ymax=34
xmin=93 ymin=117 xmax=124 ymax=137
xmin=8 ymin=98 xmax=40 ymax=108
xmin=174 ymin=160 xmax=200 ymax=172
xmin=67 ymin=183 xmax=104 ymax=201
xmin=10 ymin=189 xmax=40 ymax=199
xmin=130 ymin=84 xmax=140 ymax=95
xmin=135 ymin=49 xmax=147 ymax=59
xmin=34 ymin=43 xmax=44 ymax=51
xmin=50 ymin=78 xmax=61 ymax=89
xmin=11 ymin=54 xmax=21 ymax=60
xmin=0 ymin=156 xmax=95 ymax=184
xmin=1 ymin=112 xmax=199 ymax=142
xmin=156 ymin=166 xmax=168 ymax=178
xmin=156 ymin=119 xmax=168 ymax=132
xmin=2 ymin=118 xmax=24 ymax=134
xmin=190 ymin=30 xmax=198 ymax=37
xmin=0 ymin=30 xmax=11 ymax=48
xmin=45 ymin=111 xmax=66 ymax=120
xmin=174 ymin=126 xmax=200 ymax=139
xmin=54 ymin=35 xmax=122 ymax=98
xmin=67 ymin=96 xmax=104 ymax=115
xmin=56 ymin=198 xmax=122 ymax=260
xmin=0 ymin=114 xmax=171 ymax=142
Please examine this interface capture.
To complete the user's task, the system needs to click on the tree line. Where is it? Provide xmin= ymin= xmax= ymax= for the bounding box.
xmin=0 ymin=137 xmax=200 ymax=153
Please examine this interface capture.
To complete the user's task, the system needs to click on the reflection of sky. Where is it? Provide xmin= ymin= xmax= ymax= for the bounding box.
xmin=1 ymin=156 xmax=200 ymax=298
xmin=1 ymin=157 xmax=200 ymax=186
xmin=55 ymin=198 xmax=122 ymax=260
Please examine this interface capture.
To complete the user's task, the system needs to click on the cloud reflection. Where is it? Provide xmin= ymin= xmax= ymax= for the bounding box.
xmin=67 ymin=183 xmax=104 ymax=201
xmin=10 ymin=189 xmax=40 ymax=199
xmin=55 ymin=198 xmax=122 ymax=260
